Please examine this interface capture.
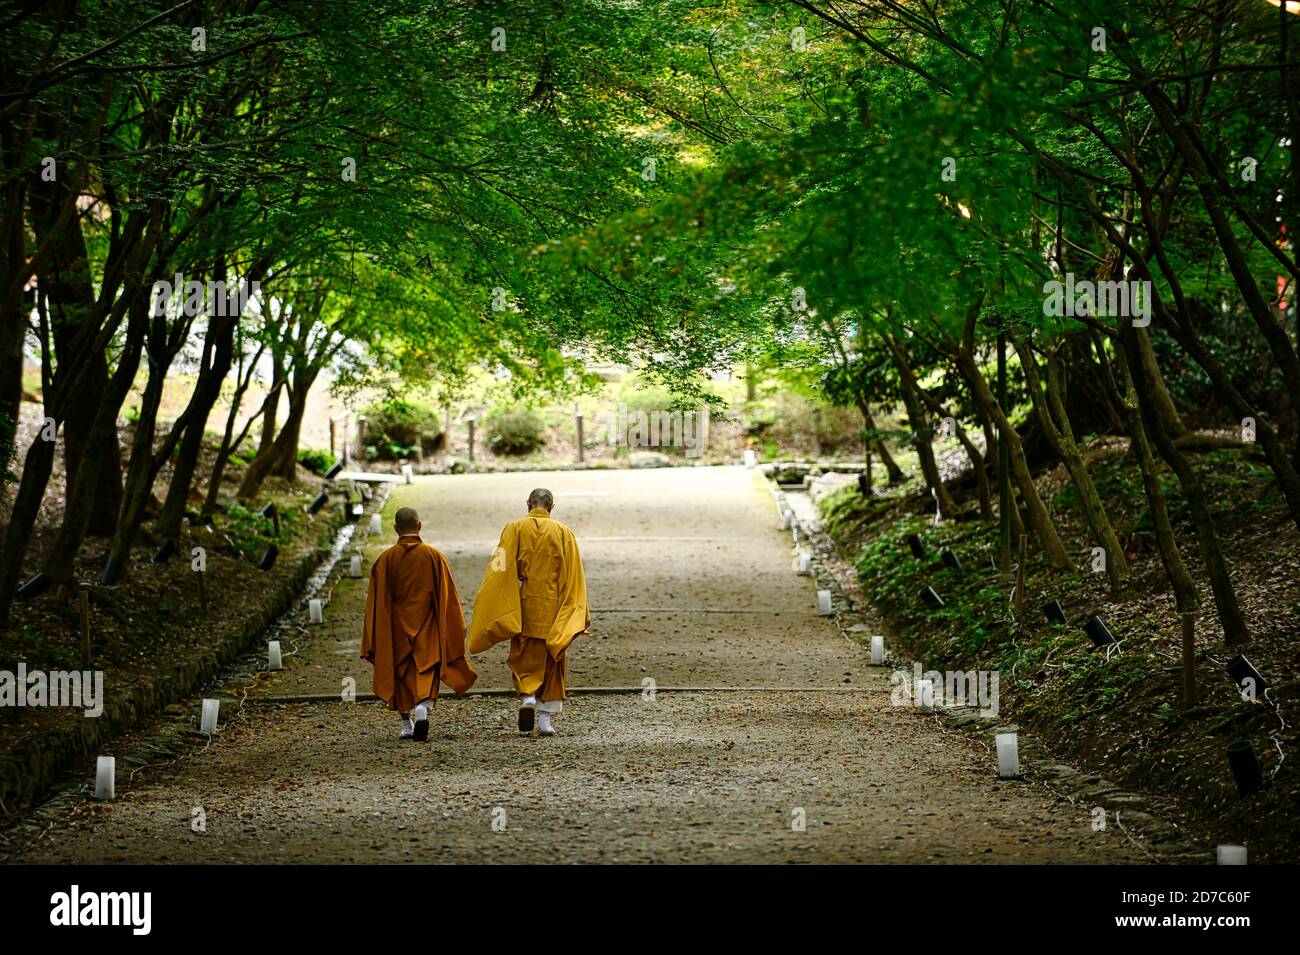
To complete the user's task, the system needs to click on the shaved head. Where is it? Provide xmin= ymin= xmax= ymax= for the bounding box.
xmin=394 ymin=506 xmax=420 ymax=533
xmin=527 ymin=488 xmax=554 ymax=511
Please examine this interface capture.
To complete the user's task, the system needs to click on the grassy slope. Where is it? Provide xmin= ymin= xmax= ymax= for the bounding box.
xmin=821 ymin=442 xmax=1300 ymax=862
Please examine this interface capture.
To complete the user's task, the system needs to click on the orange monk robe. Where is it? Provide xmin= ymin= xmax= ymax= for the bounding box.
xmin=361 ymin=536 xmax=477 ymax=712
xmin=468 ymin=507 xmax=589 ymax=701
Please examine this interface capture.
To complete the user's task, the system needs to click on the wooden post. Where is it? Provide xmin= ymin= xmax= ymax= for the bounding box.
xmin=79 ymin=589 xmax=92 ymax=667
xmin=1181 ymin=611 xmax=1197 ymax=709
xmin=1014 ymin=533 xmax=1026 ymax=623
xmin=329 ymin=418 xmax=336 ymax=458
xmin=575 ymin=405 xmax=584 ymax=463
xmin=467 ymin=417 xmax=476 ymax=463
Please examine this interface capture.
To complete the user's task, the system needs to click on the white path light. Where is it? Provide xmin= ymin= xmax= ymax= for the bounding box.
xmin=996 ymin=731 xmax=1020 ymax=778
xmin=744 ymin=449 xmax=757 ymax=468
xmin=309 ymin=598 xmax=323 ymax=623
xmin=401 ymin=463 xmax=413 ymax=484
xmin=368 ymin=514 xmax=381 ymax=535
xmin=817 ymin=590 xmax=832 ymax=615
xmin=94 ymin=756 xmax=115 ymax=800
xmin=1217 ymin=845 xmax=1247 ymax=865
xmin=200 ymin=698 xmax=219 ymax=735
xmin=870 ymin=635 xmax=884 ymax=665
xmin=798 ymin=551 xmax=812 ymax=575
xmin=267 ymin=640 xmax=283 ymax=670
xmin=916 ymin=679 xmax=935 ymax=713
xmin=350 ymin=555 xmax=362 ymax=577
xmin=779 ymin=510 xmax=792 ymax=530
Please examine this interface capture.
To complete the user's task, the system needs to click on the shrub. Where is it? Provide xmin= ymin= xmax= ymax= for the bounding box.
xmin=614 ymin=382 xmax=707 ymax=457
xmin=746 ymin=392 xmax=863 ymax=457
xmin=297 ymin=447 xmax=337 ymax=475
xmin=361 ymin=397 xmax=443 ymax=460
xmin=222 ymin=502 xmax=303 ymax=558
xmin=486 ymin=405 xmax=546 ymax=456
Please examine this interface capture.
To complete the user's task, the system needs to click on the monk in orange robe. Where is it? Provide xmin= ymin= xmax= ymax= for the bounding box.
xmin=469 ymin=488 xmax=589 ymax=736
xmin=361 ymin=506 xmax=476 ymax=740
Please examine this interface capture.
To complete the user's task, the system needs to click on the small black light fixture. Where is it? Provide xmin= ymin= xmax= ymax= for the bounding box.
xmin=906 ymin=534 xmax=925 ymax=559
xmin=1083 ymin=615 xmax=1116 ymax=647
xmin=260 ymin=502 xmax=280 ymax=536
xmin=1224 ymin=655 xmax=1270 ymax=700
xmin=308 ymin=491 xmax=329 ymax=514
xmin=941 ymin=550 xmax=961 ymax=572
xmin=16 ymin=572 xmax=53 ymax=599
xmin=1226 ymin=739 xmax=1263 ymax=796
xmin=258 ymin=544 xmax=279 ymax=571
xmin=324 ymin=461 xmax=344 ymax=480
xmin=151 ymin=538 xmax=177 ymax=564
xmin=919 ymin=585 xmax=945 ymax=609
xmin=857 ymin=473 xmax=870 ymax=497
xmin=1042 ymin=601 xmax=1067 ymax=626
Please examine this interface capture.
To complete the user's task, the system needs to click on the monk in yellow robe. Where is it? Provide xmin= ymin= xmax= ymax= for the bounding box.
xmin=469 ymin=488 xmax=589 ymax=736
xmin=361 ymin=506 xmax=476 ymax=740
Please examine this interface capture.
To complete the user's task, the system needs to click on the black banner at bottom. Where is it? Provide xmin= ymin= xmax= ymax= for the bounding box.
xmin=0 ymin=863 xmax=1287 ymax=940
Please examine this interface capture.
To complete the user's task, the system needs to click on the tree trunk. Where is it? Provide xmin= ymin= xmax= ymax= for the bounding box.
xmin=1164 ymin=305 xmax=1300 ymax=532
xmin=63 ymin=355 xmax=123 ymax=538
xmin=100 ymin=353 xmax=167 ymax=584
xmin=956 ymin=347 xmax=1073 ymax=569
xmin=1014 ymin=334 xmax=1130 ymax=589
xmin=1122 ymin=323 xmax=1250 ymax=645
xmin=202 ymin=352 xmax=269 ymax=519
xmin=0 ymin=436 xmax=57 ymax=623
xmin=883 ymin=334 xmax=957 ymax=516
xmin=0 ymin=115 xmax=31 ymax=458
xmin=1137 ymin=331 xmax=1186 ymax=439
xmin=238 ymin=375 xmax=314 ymax=500
xmin=42 ymin=311 xmax=146 ymax=585
xmin=0 ymin=307 xmax=22 ymax=483
xmin=257 ymin=379 xmax=280 ymax=456
xmin=27 ymin=165 xmax=123 ymax=538
xmin=155 ymin=319 xmax=237 ymax=543
xmin=860 ymin=405 xmax=904 ymax=484
xmin=1100 ymin=334 xmax=1199 ymax=613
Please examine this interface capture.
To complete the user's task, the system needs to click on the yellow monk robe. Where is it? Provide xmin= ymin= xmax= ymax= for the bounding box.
xmin=361 ymin=535 xmax=477 ymax=712
xmin=468 ymin=507 xmax=589 ymax=701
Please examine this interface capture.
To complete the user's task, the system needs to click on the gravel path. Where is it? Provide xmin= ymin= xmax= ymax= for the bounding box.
xmin=15 ymin=466 xmax=1149 ymax=863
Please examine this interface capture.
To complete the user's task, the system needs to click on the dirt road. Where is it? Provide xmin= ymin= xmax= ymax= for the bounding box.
xmin=15 ymin=466 xmax=1153 ymax=863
